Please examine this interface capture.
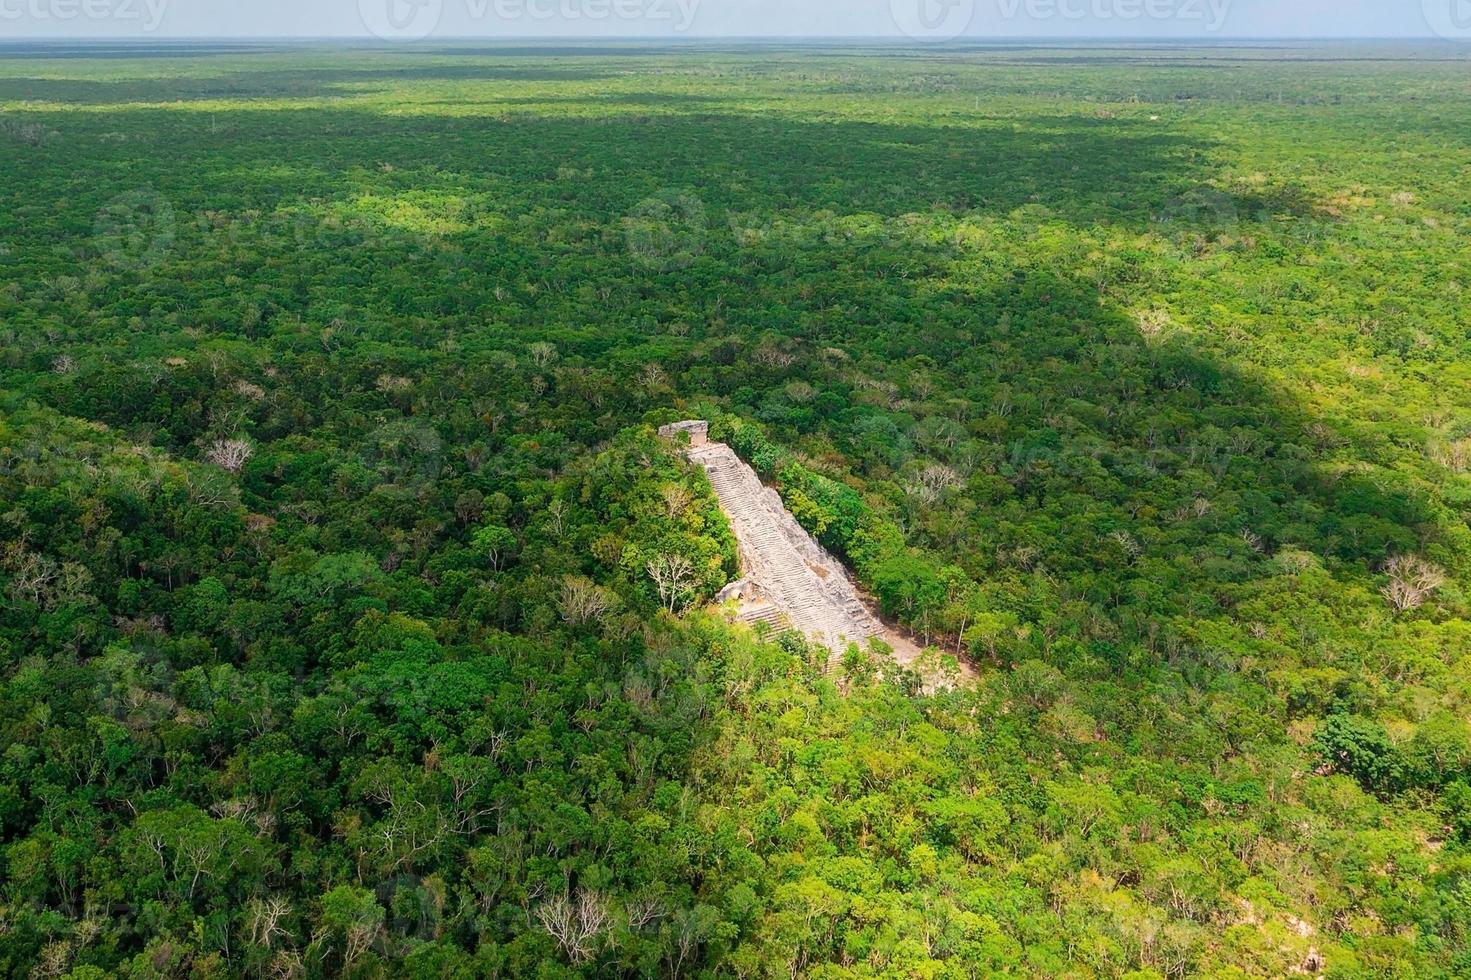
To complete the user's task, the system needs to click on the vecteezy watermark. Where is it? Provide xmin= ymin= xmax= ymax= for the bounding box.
xmin=890 ymin=0 xmax=975 ymax=41
xmin=93 ymin=189 xmax=176 ymax=272
xmin=625 ymin=190 xmax=706 ymax=272
xmin=1423 ymin=0 xmax=1471 ymax=41
xmin=359 ymin=0 xmax=443 ymax=40
xmin=996 ymin=0 xmax=1231 ymax=32
xmin=1155 ymin=186 xmax=1239 ymax=233
xmin=0 ymin=0 xmax=168 ymax=31
xmin=467 ymin=0 xmax=700 ymax=30
xmin=359 ymin=0 xmax=701 ymax=41
xmin=87 ymin=194 xmax=433 ymax=275
xmin=0 ymin=115 xmax=55 ymax=147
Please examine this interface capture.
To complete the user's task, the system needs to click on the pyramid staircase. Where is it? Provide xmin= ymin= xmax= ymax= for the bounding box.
xmin=688 ymin=440 xmax=882 ymax=671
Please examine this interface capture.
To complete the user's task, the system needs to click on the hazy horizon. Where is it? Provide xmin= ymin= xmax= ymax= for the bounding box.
xmin=1 ymin=34 xmax=1465 ymax=42
xmin=0 ymin=0 xmax=1465 ymax=43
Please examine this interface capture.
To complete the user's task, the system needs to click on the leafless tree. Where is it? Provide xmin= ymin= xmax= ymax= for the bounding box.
xmin=1110 ymin=530 xmax=1142 ymax=563
xmin=206 ymin=437 xmax=254 ymax=473
xmin=625 ymin=896 xmax=665 ymax=931
xmin=660 ymin=483 xmax=692 ymax=520
xmin=184 ymin=468 xmax=238 ymax=508
xmin=233 ymin=379 xmax=266 ymax=401
xmin=536 ymin=889 xmax=610 ymax=964
xmin=245 ymin=896 xmax=293 ymax=952
xmin=560 ymin=576 xmax=615 ymax=626
xmin=266 ymin=950 xmax=304 ymax=980
xmin=646 ymin=552 xmax=696 ymax=613
xmin=639 ymin=363 xmax=667 ymax=393
xmin=752 ymin=343 xmax=795 ymax=369
xmin=1430 ymin=438 xmax=1471 ymax=474
xmin=2 ymin=542 xmax=58 ymax=607
xmin=904 ymin=463 xmax=961 ymax=504
xmin=343 ymin=917 xmax=379 ymax=971
xmin=545 ymin=498 xmax=569 ymax=538
xmin=1382 ymin=555 xmax=1446 ymax=613
xmin=1135 ymin=307 xmax=1173 ymax=339
xmin=31 ymin=941 xmax=70 ymax=978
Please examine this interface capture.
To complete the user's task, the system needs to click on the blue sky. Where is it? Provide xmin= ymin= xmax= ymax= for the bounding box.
xmin=0 ymin=0 xmax=1460 ymax=40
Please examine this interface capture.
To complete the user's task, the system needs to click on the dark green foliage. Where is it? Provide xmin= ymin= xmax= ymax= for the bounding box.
xmin=1314 ymin=714 xmax=1408 ymax=796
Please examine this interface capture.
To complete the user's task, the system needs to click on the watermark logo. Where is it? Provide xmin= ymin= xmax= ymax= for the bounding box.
xmin=890 ymin=0 xmax=975 ymax=41
xmin=1155 ymin=186 xmax=1239 ymax=232
xmin=0 ymin=0 xmax=169 ymax=31
xmin=359 ymin=0 xmax=701 ymax=39
xmin=365 ymin=419 xmax=445 ymax=482
xmin=1423 ymin=0 xmax=1471 ymax=40
xmin=996 ymin=0 xmax=1231 ymax=32
xmin=359 ymin=0 xmax=443 ymax=40
xmin=93 ymin=188 xmax=175 ymax=272
xmin=625 ymin=190 xmax=706 ymax=272
xmin=0 ymin=116 xmax=55 ymax=147
xmin=467 ymin=0 xmax=700 ymax=31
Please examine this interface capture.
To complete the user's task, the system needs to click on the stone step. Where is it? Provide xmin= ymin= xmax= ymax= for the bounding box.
xmin=686 ymin=440 xmax=886 ymax=671
xmin=737 ymin=605 xmax=788 ymax=627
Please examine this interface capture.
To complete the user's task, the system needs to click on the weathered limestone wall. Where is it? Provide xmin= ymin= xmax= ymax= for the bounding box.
xmin=657 ymin=420 xmax=708 ymax=448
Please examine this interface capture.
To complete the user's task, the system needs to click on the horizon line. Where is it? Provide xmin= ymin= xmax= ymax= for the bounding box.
xmin=0 ymin=33 xmax=1458 ymax=43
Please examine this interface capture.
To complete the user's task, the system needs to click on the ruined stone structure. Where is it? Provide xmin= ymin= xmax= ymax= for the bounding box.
xmin=661 ymin=421 xmax=892 ymax=671
xmin=656 ymin=419 xmax=708 ymax=448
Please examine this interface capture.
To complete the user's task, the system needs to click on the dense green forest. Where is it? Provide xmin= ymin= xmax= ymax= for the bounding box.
xmin=2 ymin=40 xmax=1471 ymax=977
